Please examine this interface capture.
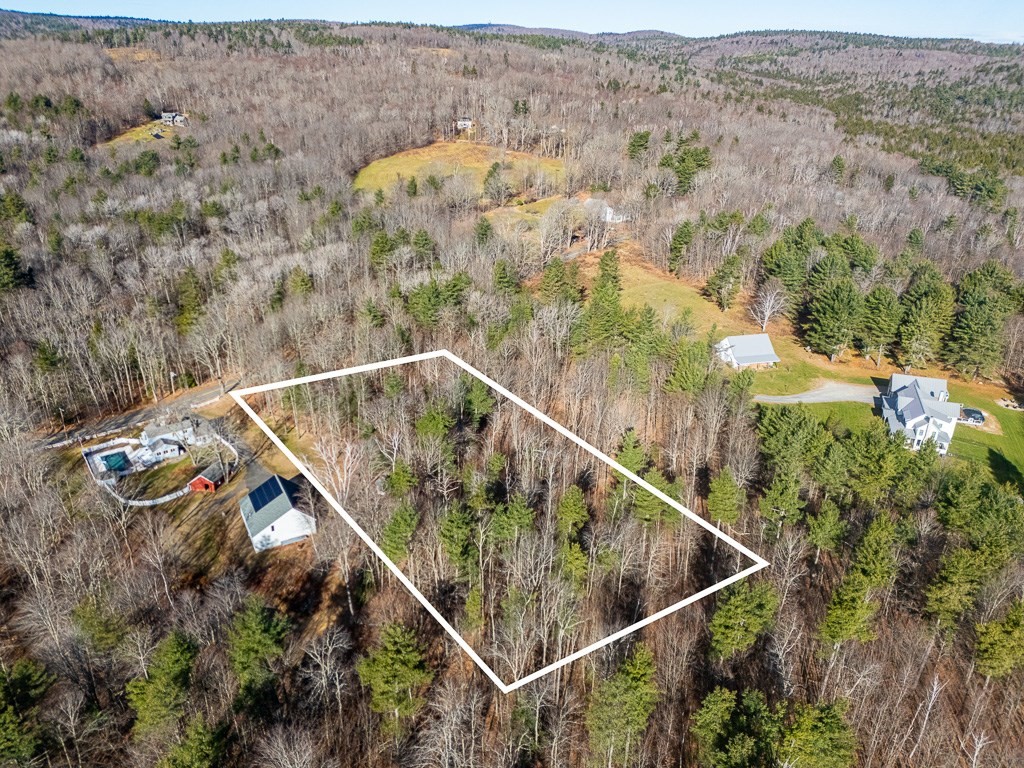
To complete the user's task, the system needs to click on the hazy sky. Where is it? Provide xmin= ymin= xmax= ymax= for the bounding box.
xmin=8 ymin=0 xmax=1024 ymax=43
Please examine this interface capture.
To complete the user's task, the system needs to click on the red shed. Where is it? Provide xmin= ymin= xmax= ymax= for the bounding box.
xmin=189 ymin=462 xmax=226 ymax=494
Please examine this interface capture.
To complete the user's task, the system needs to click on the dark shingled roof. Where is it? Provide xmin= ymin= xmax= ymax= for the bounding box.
xmin=197 ymin=462 xmax=225 ymax=484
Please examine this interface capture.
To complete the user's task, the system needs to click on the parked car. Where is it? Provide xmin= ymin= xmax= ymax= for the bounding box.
xmin=960 ymin=407 xmax=985 ymax=425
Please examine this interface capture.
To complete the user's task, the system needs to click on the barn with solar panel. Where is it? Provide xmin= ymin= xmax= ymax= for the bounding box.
xmin=239 ymin=475 xmax=316 ymax=552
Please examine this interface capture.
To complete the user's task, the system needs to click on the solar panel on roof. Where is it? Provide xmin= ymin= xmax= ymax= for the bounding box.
xmin=249 ymin=476 xmax=283 ymax=513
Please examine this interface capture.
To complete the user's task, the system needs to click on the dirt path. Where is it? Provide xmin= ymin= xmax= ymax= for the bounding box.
xmin=754 ymin=380 xmax=882 ymax=404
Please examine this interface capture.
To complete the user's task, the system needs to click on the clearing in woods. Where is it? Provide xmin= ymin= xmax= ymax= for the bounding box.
xmin=569 ymin=246 xmax=1024 ymax=486
xmin=232 ymin=350 xmax=767 ymax=692
xmin=99 ymin=119 xmax=179 ymax=148
xmin=353 ymin=141 xmax=564 ymax=196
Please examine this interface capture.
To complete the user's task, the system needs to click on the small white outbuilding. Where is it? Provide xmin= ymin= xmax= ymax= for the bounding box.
xmin=714 ymin=334 xmax=781 ymax=369
xmin=240 ymin=475 xmax=316 ymax=552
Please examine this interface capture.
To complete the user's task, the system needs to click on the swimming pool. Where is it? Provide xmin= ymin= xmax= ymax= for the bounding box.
xmin=101 ymin=451 xmax=131 ymax=472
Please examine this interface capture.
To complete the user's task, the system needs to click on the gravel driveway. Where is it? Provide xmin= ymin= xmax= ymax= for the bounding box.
xmin=754 ymin=380 xmax=882 ymax=404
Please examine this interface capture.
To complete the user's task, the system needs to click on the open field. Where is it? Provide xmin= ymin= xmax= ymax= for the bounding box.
xmin=353 ymin=140 xmax=564 ymax=196
xmin=486 ymin=194 xmax=562 ymax=230
xmin=99 ymin=119 xmax=179 ymax=148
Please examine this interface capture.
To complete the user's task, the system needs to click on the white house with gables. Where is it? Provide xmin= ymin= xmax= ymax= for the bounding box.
xmin=880 ymin=374 xmax=961 ymax=454
xmin=240 ymin=475 xmax=316 ymax=552
xmin=715 ymin=334 xmax=781 ymax=369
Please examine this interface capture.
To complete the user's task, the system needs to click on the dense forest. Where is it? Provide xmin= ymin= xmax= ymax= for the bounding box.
xmin=0 ymin=10 xmax=1022 ymax=768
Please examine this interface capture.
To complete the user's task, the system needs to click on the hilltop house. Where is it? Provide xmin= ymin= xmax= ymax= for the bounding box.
xmin=715 ymin=334 xmax=781 ymax=369
xmin=880 ymin=374 xmax=961 ymax=454
xmin=455 ymin=116 xmax=475 ymax=131
xmin=161 ymin=111 xmax=188 ymax=126
xmin=239 ymin=475 xmax=316 ymax=552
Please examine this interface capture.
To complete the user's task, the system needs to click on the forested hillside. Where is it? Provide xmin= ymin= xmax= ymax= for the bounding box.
xmin=0 ymin=11 xmax=1022 ymax=767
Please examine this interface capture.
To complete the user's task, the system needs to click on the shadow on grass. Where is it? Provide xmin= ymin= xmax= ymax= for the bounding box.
xmin=988 ymin=448 xmax=1024 ymax=491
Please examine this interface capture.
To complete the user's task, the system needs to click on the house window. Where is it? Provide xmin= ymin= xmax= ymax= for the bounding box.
xmin=270 ymin=525 xmax=275 ymax=532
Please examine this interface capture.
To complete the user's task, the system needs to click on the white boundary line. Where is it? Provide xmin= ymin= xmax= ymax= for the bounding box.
xmin=231 ymin=349 xmax=769 ymax=693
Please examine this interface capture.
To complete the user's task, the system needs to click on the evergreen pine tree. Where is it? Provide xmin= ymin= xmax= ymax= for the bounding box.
xmin=539 ymin=258 xmax=582 ymax=304
xmin=692 ymin=687 xmax=782 ymax=768
xmin=411 ymin=229 xmax=435 ymax=262
xmin=758 ymin=472 xmax=804 ymax=533
xmin=489 ymin=493 xmax=535 ymax=545
xmin=462 ymin=376 xmax=496 ymax=429
xmin=807 ymin=499 xmax=848 ymax=562
xmin=664 ymin=338 xmax=711 ymax=394
xmin=898 ymin=263 xmax=955 ymax=369
xmin=946 ymin=261 xmax=1017 ymax=379
xmin=623 ymin=305 xmax=667 ymax=391
xmin=126 ymin=632 xmax=197 ymax=738
xmin=380 ymin=501 xmax=420 ymax=562
xmin=708 ymin=582 xmax=780 ymax=660
xmin=859 ymin=285 xmax=902 ymax=366
xmin=616 ymin=429 xmax=649 ymax=475
xmin=474 ymin=216 xmax=493 ymax=245
xmin=158 ymin=715 xmax=220 ymax=768
xmin=0 ymin=243 xmax=30 ymax=292
xmin=704 ymin=253 xmax=742 ymax=310
xmin=626 ymin=130 xmax=651 ymax=160
xmin=975 ymin=600 xmax=1024 ymax=679
xmin=631 ymin=467 xmax=681 ymax=526
xmin=572 ymin=251 xmax=624 ymax=351
xmin=708 ymin=467 xmax=743 ymax=526
xmin=356 ymin=624 xmax=433 ymax=726
xmin=779 ymin=701 xmax=856 ymax=768
xmin=492 ymin=259 xmax=519 ymax=294
xmin=668 ymin=220 xmax=694 ymax=272
xmin=226 ymin=597 xmax=289 ymax=704
xmin=369 ymin=231 xmax=394 ymax=274
xmin=805 ymin=278 xmax=863 ymax=361
xmin=805 ymin=250 xmax=851 ymax=296
xmin=556 ymin=485 xmax=589 ymax=540
xmin=586 ymin=644 xmax=658 ymax=767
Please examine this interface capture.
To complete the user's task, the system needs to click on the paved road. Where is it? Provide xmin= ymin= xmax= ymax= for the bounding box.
xmin=43 ymin=379 xmax=239 ymax=448
xmin=754 ymin=380 xmax=882 ymax=405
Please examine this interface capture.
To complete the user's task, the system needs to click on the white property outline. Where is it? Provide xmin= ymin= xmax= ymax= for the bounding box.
xmin=231 ymin=349 xmax=770 ymax=693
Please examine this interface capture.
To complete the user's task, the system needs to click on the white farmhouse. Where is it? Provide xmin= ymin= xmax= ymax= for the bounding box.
xmin=141 ymin=418 xmax=207 ymax=448
xmin=240 ymin=475 xmax=316 ymax=552
xmin=148 ymin=438 xmax=184 ymax=461
xmin=583 ymin=197 xmax=628 ymax=223
xmin=714 ymin=334 xmax=781 ymax=369
xmin=880 ymin=374 xmax=961 ymax=454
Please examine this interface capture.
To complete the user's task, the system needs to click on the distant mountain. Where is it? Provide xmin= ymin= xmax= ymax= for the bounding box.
xmin=0 ymin=8 xmax=154 ymax=38
xmin=457 ymin=23 xmax=685 ymax=43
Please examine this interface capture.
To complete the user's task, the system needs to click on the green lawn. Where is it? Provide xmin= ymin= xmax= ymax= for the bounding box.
xmin=946 ymin=387 xmax=1024 ymax=488
xmin=803 ymin=401 xmax=879 ymax=434
xmin=129 ymin=456 xmax=199 ymax=498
